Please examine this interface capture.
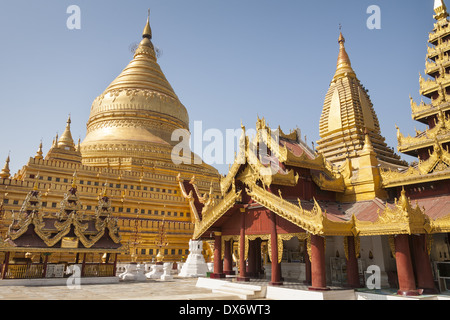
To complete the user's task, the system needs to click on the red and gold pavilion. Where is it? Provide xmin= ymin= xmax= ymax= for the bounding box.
xmin=178 ymin=1 xmax=450 ymax=296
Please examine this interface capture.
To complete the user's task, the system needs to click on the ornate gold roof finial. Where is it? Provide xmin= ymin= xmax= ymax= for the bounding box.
xmin=35 ymin=140 xmax=43 ymax=160
xmin=143 ymin=9 xmax=152 ymax=39
xmin=333 ymin=28 xmax=355 ymax=80
xmin=361 ymin=129 xmax=375 ymax=154
xmin=71 ymin=171 xmax=77 ymax=188
xmin=399 ymin=186 xmax=410 ymax=211
xmin=434 ymin=0 xmax=449 ymax=20
xmin=58 ymin=115 xmax=75 ymax=150
xmin=33 ymin=172 xmax=40 ymax=191
xmin=0 ymin=154 xmax=11 ymax=179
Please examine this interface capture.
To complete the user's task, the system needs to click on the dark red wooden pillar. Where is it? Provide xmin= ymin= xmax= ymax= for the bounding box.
xmin=411 ymin=234 xmax=438 ymax=294
xmin=309 ymin=234 xmax=328 ymax=291
xmin=255 ymin=238 xmax=262 ymax=276
xmin=211 ymin=231 xmax=225 ymax=279
xmin=304 ymin=241 xmax=311 ymax=285
xmin=223 ymin=240 xmax=234 ymax=275
xmin=42 ymin=254 xmax=49 ymax=278
xmin=394 ymin=234 xmax=420 ymax=296
xmin=113 ymin=253 xmax=118 ymax=276
xmin=247 ymin=240 xmax=257 ymax=277
xmin=237 ymin=208 xmax=249 ymax=282
xmin=269 ymin=211 xmax=282 ymax=286
xmin=1 ymin=252 xmax=10 ymax=279
xmin=346 ymin=236 xmax=361 ymax=288
xmin=81 ymin=253 xmax=87 ymax=278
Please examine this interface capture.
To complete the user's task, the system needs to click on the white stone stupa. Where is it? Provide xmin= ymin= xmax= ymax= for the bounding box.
xmin=178 ymin=240 xmax=209 ymax=277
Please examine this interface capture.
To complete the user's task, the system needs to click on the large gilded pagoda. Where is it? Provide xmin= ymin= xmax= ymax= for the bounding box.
xmin=0 ymin=14 xmax=220 ymax=267
xmin=179 ymin=1 xmax=450 ymax=296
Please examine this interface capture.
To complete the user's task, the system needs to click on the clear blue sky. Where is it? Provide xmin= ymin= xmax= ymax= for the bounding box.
xmin=0 ymin=1 xmax=435 ymax=175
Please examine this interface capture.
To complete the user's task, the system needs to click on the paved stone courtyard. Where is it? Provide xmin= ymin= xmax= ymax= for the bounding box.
xmin=0 ymin=277 xmax=241 ymax=300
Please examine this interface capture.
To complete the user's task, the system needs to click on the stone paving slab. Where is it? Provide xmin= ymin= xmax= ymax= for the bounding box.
xmin=0 ymin=277 xmax=241 ymax=300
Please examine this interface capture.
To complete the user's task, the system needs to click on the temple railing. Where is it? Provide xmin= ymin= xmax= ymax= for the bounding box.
xmin=1 ymin=263 xmax=116 ymax=279
xmin=4 ymin=264 xmax=44 ymax=279
xmin=83 ymin=263 xmax=115 ymax=277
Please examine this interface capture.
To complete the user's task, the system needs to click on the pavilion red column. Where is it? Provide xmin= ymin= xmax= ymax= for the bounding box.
xmin=42 ymin=254 xmax=49 ymax=278
xmin=223 ymin=240 xmax=234 ymax=275
xmin=237 ymin=208 xmax=249 ymax=282
xmin=411 ymin=234 xmax=438 ymax=294
xmin=81 ymin=253 xmax=87 ymax=277
xmin=1 ymin=252 xmax=10 ymax=279
xmin=394 ymin=234 xmax=420 ymax=296
xmin=269 ymin=211 xmax=282 ymax=286
xmin=303 ymin=241 xmax=311 ymax=285
xmin=247 ymin=240 xmax=257 ymax=277
xmin=255 ymin=238 xmax=262 ymax=277
xmin=309 ymin=234 xmax=328 ymax=291
xmin=211 ymin=231 xmax=225 ymax=279
xmin=113 ymin=253 xmax=118 ymax=276
xmin=345 ymin=236 xmax=361 ymax=288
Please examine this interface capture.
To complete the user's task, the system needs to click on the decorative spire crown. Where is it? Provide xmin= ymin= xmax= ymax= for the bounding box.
xmin=0 ymin=155 xmax=10 ymax=179
xmin=143 ymin=9 xmax=152 ymax=39
xmin=434 ymin=0 xmax=449 ymax=20
xmin=57 ymin=115 xmax=75 ymax=150
xmin=333 ymin=31 xmax=355 ymax=80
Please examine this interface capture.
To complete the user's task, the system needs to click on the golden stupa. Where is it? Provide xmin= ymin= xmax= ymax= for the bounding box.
xmin=316 ymin=33 xmax=406 ymax=170
xmin=0 ymin=14 xmax=220 ymax=264
xmin=83 ymin=16 xmax=195 ymax=170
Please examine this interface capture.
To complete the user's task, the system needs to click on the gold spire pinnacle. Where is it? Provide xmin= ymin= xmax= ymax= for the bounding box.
xmin=33 ymin=172 xmax=40 ymax=191
xmin=333 ymin=31 xmax=355 ymax=80
xmin=71 ymin=171 xmax=77 ymax=189
xmin=0 ymin=154 xmax=11 ymax=179
xmin=361 ymin=130 xmax=375 ymax=155
xmin=57 ymin=115 xmax=75 ymax=150
xmin=434 ymin=0 xmax=449 ymax=20
xmin=35 ymin=141 xmax=43 ymax=160
xmin=143 ymin=9 xmax=152 ymax=39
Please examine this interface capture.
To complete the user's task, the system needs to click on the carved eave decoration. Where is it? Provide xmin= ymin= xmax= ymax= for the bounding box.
xmin=192 ymin=181 xmax=242 ymax=240
xmin=430 ymin=213 xmax=450 ymax=233
xmin=410 ymin=96 xmax=450 ymax=121
xmin=311 ymin=170 xmax=345 ymax=193
xmin=5 ymin=186 xmax=122 ymax=250
xmin=396 ymin=109 xmax=450 ymax=153
xmin=355 ymin=189 xmax=432 ymax=236
xmin=220 ymin=124 xmax=248 ymax=195
xmin=177 ymin=173 xmax=201 ymax=223
xmin=381 ymin=139 xmax=450 ymax=187
xmin=244 ymin=179 xmax=353 ymax=236
xmin=256 ymin=117 xmax=288 ymax=164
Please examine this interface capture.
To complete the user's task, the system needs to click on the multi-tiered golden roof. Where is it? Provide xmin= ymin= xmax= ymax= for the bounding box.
xmin=382 ymin=0 xmax=450 ymax=188
xmin=397 ymin=0 xmax=450 ymax=159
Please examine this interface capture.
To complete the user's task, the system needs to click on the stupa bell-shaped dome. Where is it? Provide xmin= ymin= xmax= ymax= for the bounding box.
xmin=81 ymin=15 xmax=190 ymax=168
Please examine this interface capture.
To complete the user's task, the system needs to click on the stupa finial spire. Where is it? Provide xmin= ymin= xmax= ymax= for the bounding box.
xmin=333 ymin=27 xmax=355 ymax=80
xmin=143 ymin=9 xmax=152 ymax=39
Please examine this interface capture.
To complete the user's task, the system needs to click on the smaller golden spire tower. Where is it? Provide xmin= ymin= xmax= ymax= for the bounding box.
xmin=35 ymin=141 xmax=43 ymax=160
xmin=0 ymin=155 xmax=11 ymax=179
xmin=45 ymin=116 xmax=82 ymax=163
xmin=316 ymin=31 xmax=405 ymax=169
